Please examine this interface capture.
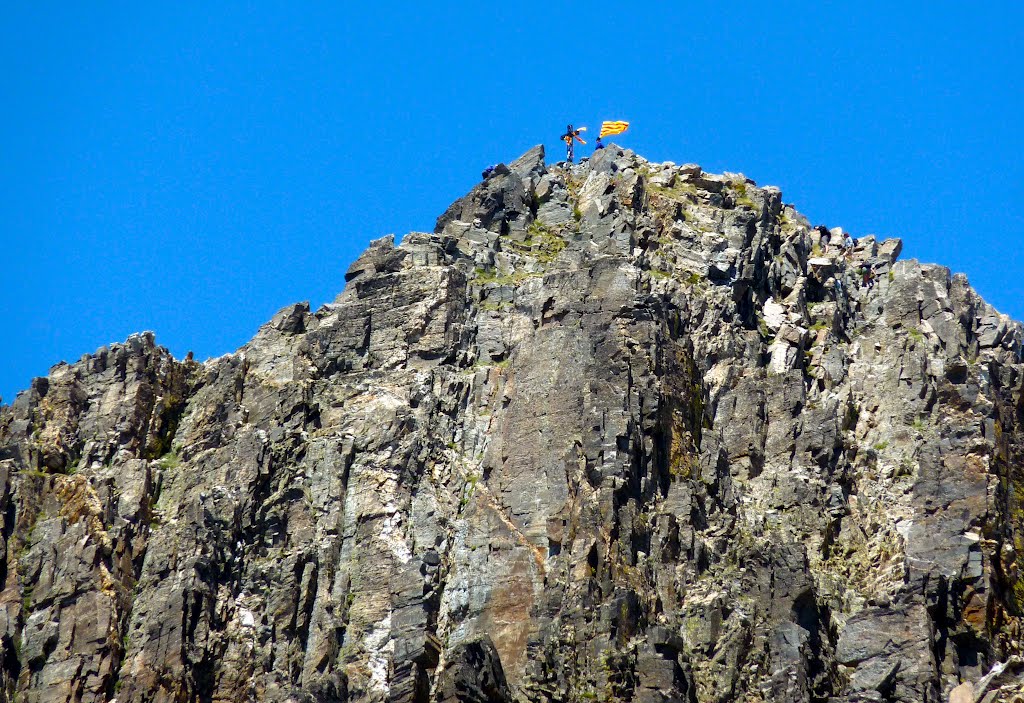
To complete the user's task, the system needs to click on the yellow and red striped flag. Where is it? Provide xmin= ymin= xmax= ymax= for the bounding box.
xmin=598 ymin=121 xmax=630 ymax=139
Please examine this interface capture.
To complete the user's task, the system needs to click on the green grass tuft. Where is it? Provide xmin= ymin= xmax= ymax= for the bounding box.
xmin=157 ymin=451 xmax=180 ymax=470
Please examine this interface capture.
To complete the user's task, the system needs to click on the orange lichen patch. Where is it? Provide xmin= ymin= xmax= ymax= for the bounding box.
xmin=479 ymin=548 xmax=537 ymax=685
xmin=961 ymin=587 xmax=987 ymax=632
xmin=55 ymin=474 xmax=112 ymax=553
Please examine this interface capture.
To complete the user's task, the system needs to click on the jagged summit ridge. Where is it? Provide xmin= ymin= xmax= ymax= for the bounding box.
xmin=2 ymin=145 xmax=1024 ymax=702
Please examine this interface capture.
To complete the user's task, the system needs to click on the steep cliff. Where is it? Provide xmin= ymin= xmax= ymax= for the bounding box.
xmin=2 ymin=145 xmax=1024 ymax=703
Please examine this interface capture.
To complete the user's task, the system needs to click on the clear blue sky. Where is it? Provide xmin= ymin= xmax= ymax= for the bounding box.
xmin=2 ymin=3 xmax=1022 ymax=403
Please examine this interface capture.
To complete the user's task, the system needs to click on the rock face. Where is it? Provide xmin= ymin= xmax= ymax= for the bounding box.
xmin=2 ymin=145 xmax=1024 ymax=703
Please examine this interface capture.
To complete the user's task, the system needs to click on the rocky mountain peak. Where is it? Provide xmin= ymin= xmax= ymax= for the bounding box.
xmin=2 ymin=145 xmax=1024 ymax=702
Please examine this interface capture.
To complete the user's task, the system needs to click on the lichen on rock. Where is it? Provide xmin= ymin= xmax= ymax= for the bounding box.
xmin=2 ymin=144 xmax=1024 ymax=702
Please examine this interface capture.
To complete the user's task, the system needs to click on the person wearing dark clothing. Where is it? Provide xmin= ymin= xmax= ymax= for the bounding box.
xmin=816 ymin=225 xmax=831 ymax=253
xmin=594 ymin=137 xmax=605 ymax=150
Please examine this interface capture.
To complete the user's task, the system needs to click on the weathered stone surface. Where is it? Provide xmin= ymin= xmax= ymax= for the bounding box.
xmin=436 ymin=637 xmax=513 ymax=703
xmin=2 ymin=145 xmax=1024 ymax=702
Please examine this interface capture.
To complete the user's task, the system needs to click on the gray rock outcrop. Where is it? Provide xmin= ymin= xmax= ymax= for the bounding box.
xmin=2 ymin=145 xmax=1024 ymax=702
